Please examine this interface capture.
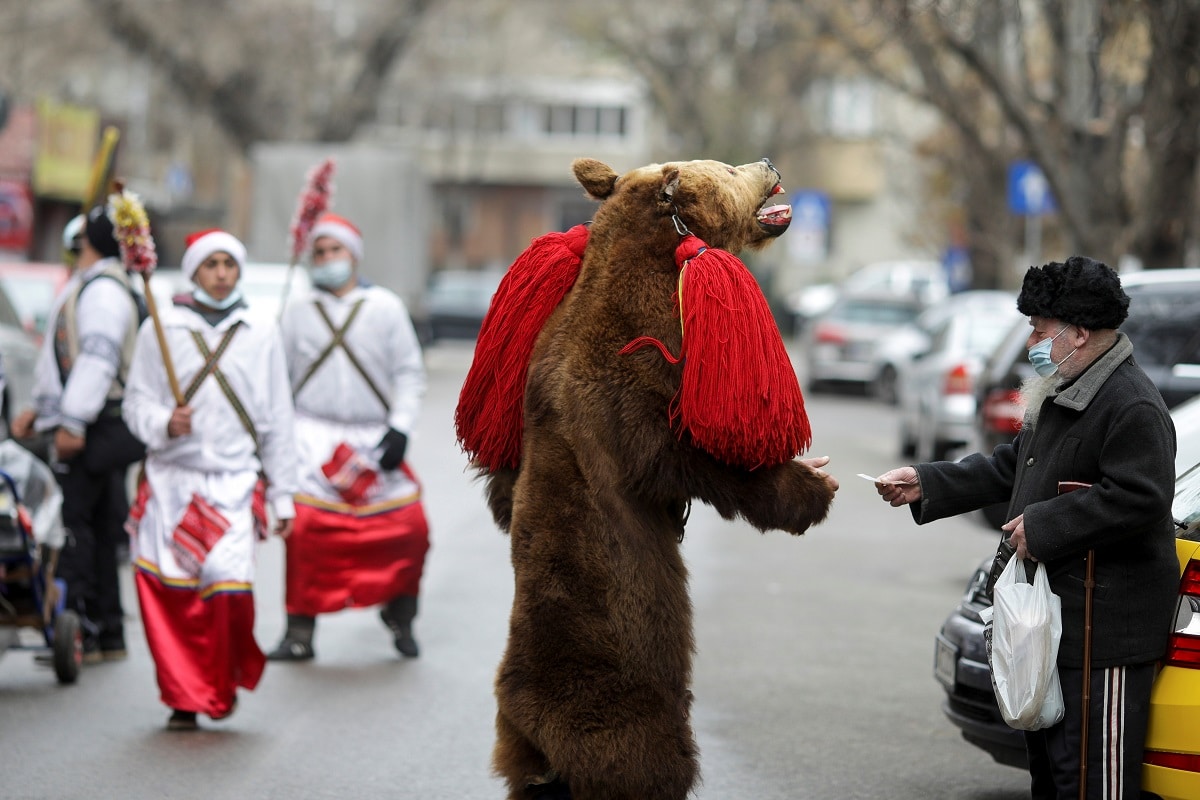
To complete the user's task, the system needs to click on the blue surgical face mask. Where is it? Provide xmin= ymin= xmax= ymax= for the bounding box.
xmin=1027 ymin=324 xmax=1076 ymax=377
xmin=192 ymin=285 xmax=243 ymax=311
xmin=309 ymin=258 xmax=354 ymax=289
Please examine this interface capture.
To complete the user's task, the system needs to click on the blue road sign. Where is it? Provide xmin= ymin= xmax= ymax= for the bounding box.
xmin=1007 ymin=160 xmax=1057 ymax=216
xmin=792 ymin=190 xmax=831 ymax=229
xmin=787 ymin=190 xmax=831 ymax=264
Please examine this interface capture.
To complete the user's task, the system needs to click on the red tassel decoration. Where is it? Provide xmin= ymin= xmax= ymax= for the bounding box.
xmin=455 ymin=224 xmax=590 ymax=471
xmin=671 ymin=234 xmax=811 ymax=468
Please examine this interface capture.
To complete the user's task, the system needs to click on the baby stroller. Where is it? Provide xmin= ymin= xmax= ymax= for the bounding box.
xmin=0 ymin=440 xmax=80 ymax=684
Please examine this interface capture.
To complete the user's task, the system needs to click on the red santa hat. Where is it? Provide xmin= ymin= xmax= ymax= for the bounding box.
xmin=309 ymin=213 xmax=363 ymax=262
xmin=181 ymin=228 xmax=247 ymax=282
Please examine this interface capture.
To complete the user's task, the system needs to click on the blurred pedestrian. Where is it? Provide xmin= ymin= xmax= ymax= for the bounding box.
xmin=12 ymin=213 xmax=86 ymax=453
xmin=11 ymin=205 xmax=144 ymax=661
xmin=269 ymin=213 xmax=430 ymax=661
xmin=872 ymin=256 xmax=1178 ymax=799
xmin=122 ymin=229 xmax=297 ymax=730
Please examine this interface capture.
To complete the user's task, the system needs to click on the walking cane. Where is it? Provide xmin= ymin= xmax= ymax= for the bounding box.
xmin=1079 ymin=548 xmax=1096 ymax=800
xmin=1057 ymin=480 xmax=1094 ymax=800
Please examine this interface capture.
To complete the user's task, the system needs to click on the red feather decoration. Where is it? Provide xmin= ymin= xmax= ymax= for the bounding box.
xmin=455 ymin=224 xmax=590 ymax=471
xmin=671 ymin=234 xmax=811 ymax=468
xmin=289 ymin=158 xmax=336 ymax=261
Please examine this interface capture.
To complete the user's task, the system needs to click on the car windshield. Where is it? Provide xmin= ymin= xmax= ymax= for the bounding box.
xmin=831 ymin=300 xmax=921 ymax=325
xmin=963 ymin=316 xmax=1017 ymax=355
xmin=0 ymin=275 xmax=57 ymax=334
xmin=1176 ymin=463 xmax=1200 ymax=538
xmin=1123 ymin=283 xmax=1200 ymax=367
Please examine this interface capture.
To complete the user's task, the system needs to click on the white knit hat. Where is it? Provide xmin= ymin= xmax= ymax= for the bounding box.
xmin=309 ymin=213 xmax=363 ymax=262
xmin=181 ymin=228 xmax=247 ymax=281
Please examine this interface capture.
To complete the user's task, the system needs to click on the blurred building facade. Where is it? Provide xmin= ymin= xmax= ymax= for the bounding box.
xmin=0 ymin=0 xmax=942 ymax=303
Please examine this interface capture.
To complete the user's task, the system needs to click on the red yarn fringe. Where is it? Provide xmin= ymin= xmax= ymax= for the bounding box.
xmin=454 ymin=224 xmax=590 ymax=471
xmin=672 ymin=234 xmax=811 ymax=468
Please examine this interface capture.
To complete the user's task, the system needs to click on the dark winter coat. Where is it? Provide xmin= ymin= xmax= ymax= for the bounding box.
xmin=913 ymin=333 xmax=1179 ymax=668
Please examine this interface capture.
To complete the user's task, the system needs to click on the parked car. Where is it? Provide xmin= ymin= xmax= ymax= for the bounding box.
xmin=802 ymin=292 xmax=926 ymax=394
xmin=971 ymin=268 xmax=1200 ymax=529
xmin=933 ymin=394 xmax=1200 ymax=799
xmin=413 ymin=269 xmax=503 ymax=343
xmin=0 ymin=278 xmax=40 ymax=436
xmin=785 ymin=258 xmax=950 ymax=333
xmin=0 ymin=262 xmax=71 ymax=344
xmin=895 ymin=291 xmax=1022 ymax=461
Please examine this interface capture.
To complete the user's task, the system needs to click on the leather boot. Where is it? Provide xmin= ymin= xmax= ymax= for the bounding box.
xmin=380 ymin=595 xmax=419 ymax=658
xmin=266 ymin=614 xmax=316 ymax=661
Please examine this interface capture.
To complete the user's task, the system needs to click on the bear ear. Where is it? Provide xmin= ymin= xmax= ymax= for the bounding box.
xmin=573 ymin=158 xmax=619 ymax=199
xmin=660 ymin=168 xmax=680 ymax=202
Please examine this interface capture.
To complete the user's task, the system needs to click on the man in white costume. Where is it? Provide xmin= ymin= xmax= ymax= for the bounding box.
xmin=11 ymin=206 xmax=142 ymax=661
xmin=123 ymin=229 xmax=297 ymax=730
xmin=270 ymin=212 xmax=430 ymax=661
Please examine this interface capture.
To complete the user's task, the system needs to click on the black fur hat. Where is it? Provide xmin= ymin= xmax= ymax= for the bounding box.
xmin=1016 ymin=256 xmax=1129 ymax=330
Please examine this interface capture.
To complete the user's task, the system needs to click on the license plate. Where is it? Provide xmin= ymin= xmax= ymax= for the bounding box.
xmin=934 ymin=637 xmax=957 ymax=688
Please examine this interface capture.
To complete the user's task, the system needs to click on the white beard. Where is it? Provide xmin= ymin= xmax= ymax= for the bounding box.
xmin=1019 ymin=373 xmax=1060 ymax=430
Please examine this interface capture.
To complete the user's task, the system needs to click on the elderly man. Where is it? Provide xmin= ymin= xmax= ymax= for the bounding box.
xmin=873 ymin=256 xmax=1178 ymax=799
xmin=269 ymin=212 xmax=430 ymax=661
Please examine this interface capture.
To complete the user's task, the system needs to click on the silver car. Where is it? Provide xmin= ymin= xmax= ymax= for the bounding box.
xmin=0 ymin=282 xmax=39 ymax=437
xmin=896 ymin=291 xmax=1021 ymax=462
xmin=803 ymin=292 xmax=925 ymax=394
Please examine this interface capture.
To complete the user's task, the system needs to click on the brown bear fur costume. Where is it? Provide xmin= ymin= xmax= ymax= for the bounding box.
xmin=463 ymin=158 xmax=837 ymax=800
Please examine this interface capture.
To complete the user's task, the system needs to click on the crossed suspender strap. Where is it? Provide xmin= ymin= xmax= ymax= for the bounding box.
xmin=187 ymin=325 xmax=258 ymax=446
xmin=293 ymin=299 xmax=391 ymax=411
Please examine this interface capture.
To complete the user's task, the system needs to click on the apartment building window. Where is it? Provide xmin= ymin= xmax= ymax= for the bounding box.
xmin=809 ymin=77 xmax=876 ymax=139
xmin=416 ymin=97 xmax=630 ymax=141
xmin=541 ymin=104 xmax=628 ymax=138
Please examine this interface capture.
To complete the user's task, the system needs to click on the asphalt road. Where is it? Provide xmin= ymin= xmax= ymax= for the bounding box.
xmin=0 ymin=339 xmax=1029 ymax=800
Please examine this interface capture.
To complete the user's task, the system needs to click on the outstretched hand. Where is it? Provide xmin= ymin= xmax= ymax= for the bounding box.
xmin=874 ymin=466 xmax=921 ymax=507
xmin=801 ymin=455 xmax=839 ymax=493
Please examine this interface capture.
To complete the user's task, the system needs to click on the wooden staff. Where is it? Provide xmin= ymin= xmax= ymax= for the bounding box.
xmin=1058 ymin=480 xmax=1094 ymax=800
xmin=109 ymin=184 xmax=183 ymax=406
xmin=279 ymin=158 xmax=336 ymax=322
xmin=81 ymin=126 xmax=120 ymax=213
xmin=141 ymin=272 xmax=184 ymax=406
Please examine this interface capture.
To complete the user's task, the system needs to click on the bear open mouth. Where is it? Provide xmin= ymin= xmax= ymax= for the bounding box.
xmin=756 ymin=199 xmax=792 ymax=234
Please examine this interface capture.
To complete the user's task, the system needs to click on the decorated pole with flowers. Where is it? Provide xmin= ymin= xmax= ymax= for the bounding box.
xmin=279 ymin=157 xmax=336 ymax=319
xmin=110 ymin=184 xmax=184 ymax=406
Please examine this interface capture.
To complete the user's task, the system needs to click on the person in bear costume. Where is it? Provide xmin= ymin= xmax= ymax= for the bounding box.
xmin=456 ymin=157 xmax=839 ymax=800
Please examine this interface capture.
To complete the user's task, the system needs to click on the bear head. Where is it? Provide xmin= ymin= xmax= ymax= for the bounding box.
xmin=573 ymin=157 xmax=791 ymax=255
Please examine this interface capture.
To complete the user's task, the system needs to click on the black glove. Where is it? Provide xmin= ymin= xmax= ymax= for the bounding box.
xmin=377 ymin=428 xmax=408 ymax=471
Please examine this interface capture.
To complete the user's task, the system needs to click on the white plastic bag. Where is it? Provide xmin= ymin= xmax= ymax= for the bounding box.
xmin=981 ymin=555 xmax=1065 ymax=731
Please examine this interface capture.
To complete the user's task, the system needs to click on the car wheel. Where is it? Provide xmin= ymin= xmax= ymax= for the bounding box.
xmin=931 ymin=439 xmax=955 ymax=462
xmin=874 ymin=365 xmax=899 ymax=405
xmin=898 ymin=420 xmax=917 ymax=458
xmin=915 ymin=414 xmax=937 ymax=462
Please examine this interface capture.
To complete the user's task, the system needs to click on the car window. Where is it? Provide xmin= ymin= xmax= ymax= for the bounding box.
xmin=1176 ymin=463 xmax=1200 ymax=539
xmin=0 ymin=282 xmax=27 ymax=329
xmin=965 ymin=317 xmax=1018 ymax=355
xmin=1123 ymin=284 xmax=1200 ymax=366
xmin=0 ymin=275 xmax=57 ymax=333
xmin=832 ymin=301 xmax=920 ymax=325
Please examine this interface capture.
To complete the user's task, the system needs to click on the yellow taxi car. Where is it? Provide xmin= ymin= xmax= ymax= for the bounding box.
xmin=1143 ymin=462 xmax=1200 ymax=799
